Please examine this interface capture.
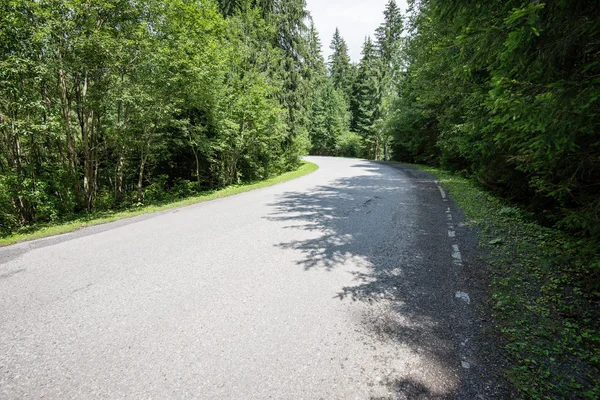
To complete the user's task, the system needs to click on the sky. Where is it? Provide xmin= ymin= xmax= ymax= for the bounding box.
xmin=305 ymin=0 xmax=409 ymax=63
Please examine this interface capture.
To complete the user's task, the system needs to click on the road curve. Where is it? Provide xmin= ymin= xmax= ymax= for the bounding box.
xmin=0 ymin=157 xmax=482 ymax=399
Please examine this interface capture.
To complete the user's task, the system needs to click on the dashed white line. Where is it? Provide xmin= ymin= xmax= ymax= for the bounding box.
xmin=436 ymin=182 xmax=474 ymax=371
xmin=437 ymin=185 xmax=447 ymax=199
xmin=451 ymin=244 xmax=463 ymax=263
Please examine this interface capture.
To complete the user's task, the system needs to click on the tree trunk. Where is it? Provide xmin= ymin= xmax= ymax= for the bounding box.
xmin=82 ymin=110 xmax=94 ymax=211
xmin=59 ymin=69 xmax=77 ymax=170
xmin=192 ymin=147 xmax=201 ymax=190
xmin=115 ymin=98 xmax=128 ymax=205
xmin=115 ymin=149 xmax=125 ymax=205
xmin=10 ymin=117 xmax=31 ymax=223
xmin=60 ymin=69 xmax=81 ymax=204
xmin=384 ymin=139 xmax=389 ymax=161
xmin=137 ymin=139 xmax=151 ymax=203
xmin=137 ymin=156 xmax=146 ymax=204
xmin=78 ymin=70 xmax=95 ymax=211
xmin=373 ymin=138 xmax=379 ymax=161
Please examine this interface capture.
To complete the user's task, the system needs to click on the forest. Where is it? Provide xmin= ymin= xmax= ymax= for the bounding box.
xmin=0 ymin=0 xmax=333 ymax=235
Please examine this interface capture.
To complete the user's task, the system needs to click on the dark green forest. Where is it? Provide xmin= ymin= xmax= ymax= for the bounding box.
xmin=391 ymin=1 xmax=600 ymax=245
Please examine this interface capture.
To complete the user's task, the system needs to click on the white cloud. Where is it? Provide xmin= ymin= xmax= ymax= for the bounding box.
xmin=306 ymin=0 xmax=409 ymax=62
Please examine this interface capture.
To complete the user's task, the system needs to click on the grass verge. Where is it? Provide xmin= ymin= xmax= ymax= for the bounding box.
xmin=417 ymin=165 xmax=600 ymax=399
xmin=0 ymin=161 xmax=318 ymax=247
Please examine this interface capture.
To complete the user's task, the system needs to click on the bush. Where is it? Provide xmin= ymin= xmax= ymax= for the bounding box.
xmin=335 ymin=132 xmax=364 ymax=158
xmin=171 ymin=178 xmax=198 ymax=199
xmin=143 ymin=175 xmax=170 ymax=203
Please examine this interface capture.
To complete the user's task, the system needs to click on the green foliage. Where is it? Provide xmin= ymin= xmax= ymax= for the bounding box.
xmin=351 ymin=37 xmax=383 ymax=158
xmin=375 ymin=1 xmax=404 ymax=70
xmin=335 ymin=132 xmax=364 ymax=159
xmin=308 ymin=79 xmax=350 ymax=155
xmin=389 ymin=0 xmax=600 ymax=241
xmin=328 ymin=27 xmax=354 ymax=102
xmin=0 ymin=0 xmax=320 ymax=236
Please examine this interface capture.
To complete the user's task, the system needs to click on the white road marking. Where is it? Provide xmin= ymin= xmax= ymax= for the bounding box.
xmin=437 ymin=185 xmax=447 ymax=199
xmin=437 ymin=183 xmax=474 ymax=371
xmin=451 ymin=244 xmax=463 ymax=265
xmin=455 ymin=291 xmax=471 ymax=304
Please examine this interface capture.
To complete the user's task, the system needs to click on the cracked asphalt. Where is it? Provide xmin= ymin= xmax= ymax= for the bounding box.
xmin=0 ymin=157 xmax=495 ymax=399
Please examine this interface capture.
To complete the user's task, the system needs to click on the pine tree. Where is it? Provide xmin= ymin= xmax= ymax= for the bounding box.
xmin=351 ymin=37 xmax=383 ymax=159
xmin=309 ymin=78 xmax=350 ymax=155
xmin=375 ymin=0 xmax=403 ymax=70
xmin=375 ymin=0 xmax=404 ymax=160
xmin=306 ymin=18 xmax=326 ymax=82
xmin=328 ymin=28 xmax=354 ymax=101
xmin=271 ymin=0 xmax=315 ymax=164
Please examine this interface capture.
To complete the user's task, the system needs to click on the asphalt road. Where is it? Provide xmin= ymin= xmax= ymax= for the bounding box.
xmin=0 ymin=157 xmax=487 ymax=399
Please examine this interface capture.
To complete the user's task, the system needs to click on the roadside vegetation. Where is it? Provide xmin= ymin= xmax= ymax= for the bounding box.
xmin=397 ymin=1 xmax=600 ymax=397
xmin=1 ymin=0 xmax=327 ymax=238
xmin=0 ymin=161 xmax=317 ymax=247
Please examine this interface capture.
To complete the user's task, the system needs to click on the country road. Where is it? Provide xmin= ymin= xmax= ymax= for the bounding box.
xmin=0 ymin=157 xmax=492 ymax=399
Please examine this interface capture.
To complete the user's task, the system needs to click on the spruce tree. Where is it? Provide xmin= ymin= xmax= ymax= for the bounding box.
xmin=351 ymin=37 xmax=383 ymax=159
xmin=306 ymin=18 xmax=326 ymax=82
xmin=328 ymin=28 xmax=354 ymax=101
xmin=375 ymin=0 xmax=403 ymax=70
xmin=375 ymin=0 xmax=404 ymax=159
xmin=309 ymin=78 xmax=350 ymax=155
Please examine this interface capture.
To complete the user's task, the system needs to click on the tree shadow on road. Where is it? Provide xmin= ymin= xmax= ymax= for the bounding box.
xmin=266 ymin=160 xmax=469 ymax=398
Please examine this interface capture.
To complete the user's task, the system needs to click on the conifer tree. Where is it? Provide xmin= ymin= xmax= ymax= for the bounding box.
xmin=308 ymin=79 xmax=349 ymax=155
xmin=306 ymin=18 xmax=326 ymax=82
xmin=375 ymin=0 xmax=404 ymax=159
xmin=328 ymin=28 xmax=354 ymax=101
xmin=375 ymin=0 xmax=403 ymax=70
xmin=351 ymin=37 xmax=383 ymax=158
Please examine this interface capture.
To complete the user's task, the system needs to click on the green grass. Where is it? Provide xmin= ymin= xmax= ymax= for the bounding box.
xmin=0 ymin=161 xmax=318 ymax=247
xmin=416 ymin=165 xmax=600 ymax=399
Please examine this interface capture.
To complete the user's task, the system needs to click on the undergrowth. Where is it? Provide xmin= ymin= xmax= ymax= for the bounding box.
xmin=0 ymin=161 xmax=318 ymax=247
